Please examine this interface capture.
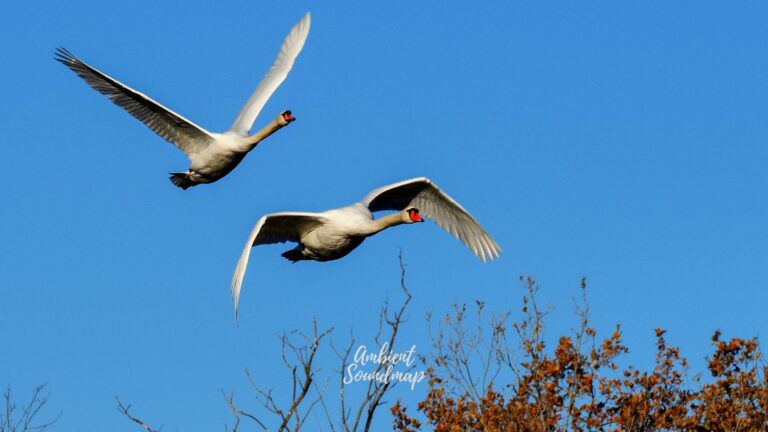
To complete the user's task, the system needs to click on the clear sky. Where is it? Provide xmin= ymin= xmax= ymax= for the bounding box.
xmin=2 ymin=1 xmax=768 ymax=430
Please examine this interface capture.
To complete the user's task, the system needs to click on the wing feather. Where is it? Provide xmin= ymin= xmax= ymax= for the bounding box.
xmin=229 ymin=13 xmax=311 ymax=136
xmin=55 ymin=48 xmax=214 ymax=156
xmin=230 ymin=211 xmax=326 ymax=323
xmin=363 ymin=178 xmax=501 ymax=262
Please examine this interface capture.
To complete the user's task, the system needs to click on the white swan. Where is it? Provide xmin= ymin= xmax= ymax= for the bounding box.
xmin=55 ymin=13 xmax=311 ymax=189
xmin=231 ymin=177 xmax=501 ymax=320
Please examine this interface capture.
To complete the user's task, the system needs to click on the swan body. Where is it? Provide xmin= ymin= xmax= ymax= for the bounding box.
xmin=55 ymin=13 xmax=311 ymax=189
xmin=289 ymin=205 xmax=373 ymax=261
xmin=231 ymin=177 xmax=501 ymax=320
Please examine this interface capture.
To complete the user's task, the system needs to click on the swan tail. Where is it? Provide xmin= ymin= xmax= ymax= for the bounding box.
xmin=281 ymin=248 xmax=305 ymax=263
xmin=169 ymin=172 xmax=197 ymax=190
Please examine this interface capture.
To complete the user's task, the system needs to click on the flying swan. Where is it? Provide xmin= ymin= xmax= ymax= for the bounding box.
xmin=55 ymin=13 xmax=311 ymax=189
xmin=231 ymin=177 xmax=501 ymax=320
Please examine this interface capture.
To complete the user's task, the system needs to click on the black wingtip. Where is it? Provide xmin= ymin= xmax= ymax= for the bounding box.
xmin=53 ymin=47 xmax=76 ymax=65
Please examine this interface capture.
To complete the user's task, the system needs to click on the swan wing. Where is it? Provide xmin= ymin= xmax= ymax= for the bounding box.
xmin=231 ymin=211 xmax=326 ymax=322
xmin=363 ymin=177 xmax=501 ymax=262
xmin=55 ymin=48 xmax=214 ymax=157
xmin=228 ymin=13 xmax=311 ymax=137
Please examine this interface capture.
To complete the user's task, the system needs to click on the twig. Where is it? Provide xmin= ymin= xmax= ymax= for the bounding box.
xmin=115 ymin=397 xmax=161 ymax=432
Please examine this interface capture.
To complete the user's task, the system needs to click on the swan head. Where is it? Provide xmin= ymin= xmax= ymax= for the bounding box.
xmin=404 ymin=208 xmax=424 ymax=223
xmin=278 ymin=110 xmax=295 ymax=125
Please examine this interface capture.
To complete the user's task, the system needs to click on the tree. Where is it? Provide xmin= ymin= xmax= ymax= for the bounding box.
xmin=112 ymin=265 xmax=768 ymax=431
xmin=1 ymin=385 xmax=58 ymax=432
xmin=118 ymin=253 xmax=416 ymax=432
xmin=392 ymin=277 xmax=768 ymax=431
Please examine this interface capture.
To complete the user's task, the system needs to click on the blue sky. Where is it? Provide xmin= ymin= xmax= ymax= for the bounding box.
xmin=2 ymin=1 xmax=768 ymax=430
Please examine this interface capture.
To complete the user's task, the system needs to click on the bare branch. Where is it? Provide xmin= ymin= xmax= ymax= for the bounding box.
xmin=331 ymin=331 xmax=355 ymax=432
xmin=335 ymin=250 xmax=415 ymax=432
xmin=221 ymin=389 xmax=267 ymax=432
xmin=115 ymin=397 xmax=161 ymax=432
xmin=228 ymin=320 xmax=332 ymax=432
xmin=311 ymin=380 xmax=336 ymax=432
xmin=1 ymin=385 xmax=59 ymax=432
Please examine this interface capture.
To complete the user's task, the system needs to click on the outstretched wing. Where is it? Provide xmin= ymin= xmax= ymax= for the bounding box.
xmin=228 ymin=13 xmax=311 ymax=137
xmin=55 ymin=48 xmax=214 ymax=157
xmin=231 ymin=211 xmax=326 ymax=322
xmin=363 ymin=177 xmax=501 ymax=263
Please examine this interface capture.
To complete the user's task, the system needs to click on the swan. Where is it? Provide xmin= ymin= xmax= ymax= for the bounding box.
xmin=231 ymin=177 xmax=501 ymax=320
xmin=55 ymin=13 xmax=311 ymax=189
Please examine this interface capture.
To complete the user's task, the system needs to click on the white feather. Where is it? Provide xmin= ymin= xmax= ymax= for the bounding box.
xmin=229 ymin=12 xmax=311 ymax=136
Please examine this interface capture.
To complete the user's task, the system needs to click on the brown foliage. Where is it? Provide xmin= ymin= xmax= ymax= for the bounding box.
xmin=392 ymin=277 xmax=768 ymax=432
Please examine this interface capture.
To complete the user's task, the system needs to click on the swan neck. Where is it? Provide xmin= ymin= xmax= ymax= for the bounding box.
xmin=364 ymin=212 xmax=404 ymax=236
xmin=244 ymin=118 xmax=287 ymax=150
